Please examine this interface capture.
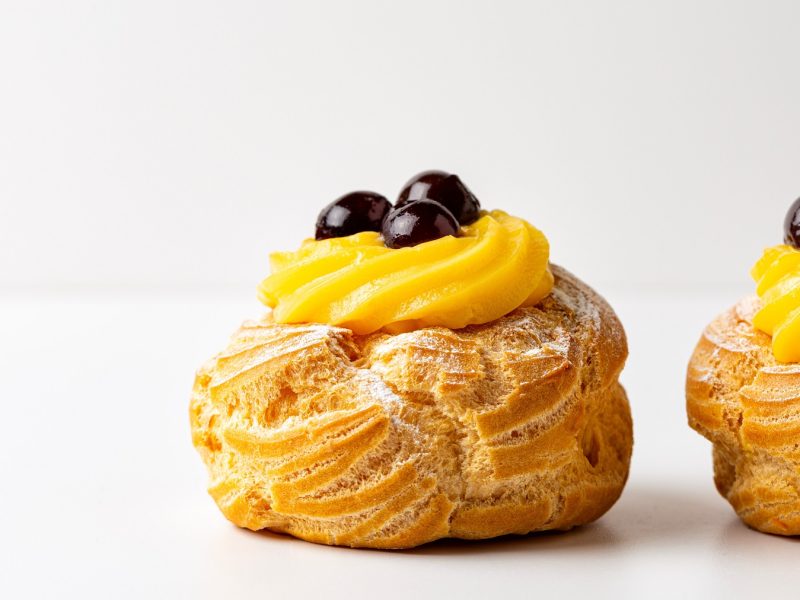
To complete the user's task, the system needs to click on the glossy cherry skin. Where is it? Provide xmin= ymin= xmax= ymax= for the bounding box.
xmin=315 ymin=191 xmax=392 ymax=240
xmin=397 ymin=170 xmax=449 ymax=205
xmin=381 ymin=200 xmax=459 ymax=249
xmin=784 ymin=197 xmax=800 ymax=249
xmin=396 ymin=170 xmax=481 ymax=225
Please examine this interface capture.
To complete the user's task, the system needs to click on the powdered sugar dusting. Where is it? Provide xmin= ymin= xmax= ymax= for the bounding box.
xmin=359 ymin=373 xmax=403 ymax=407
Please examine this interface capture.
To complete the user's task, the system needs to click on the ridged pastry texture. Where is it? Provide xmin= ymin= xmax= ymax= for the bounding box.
xmin=687 ymin=297 xmax=800 ymax=535
xmin=191 ymin=265 xmax=633 ymax=548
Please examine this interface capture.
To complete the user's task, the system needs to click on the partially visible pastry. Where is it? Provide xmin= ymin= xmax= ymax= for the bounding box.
xmin=686 ymin=198 xmax=800 ymax=536
xmin=191 ymin=170 xmax=633 ymax=548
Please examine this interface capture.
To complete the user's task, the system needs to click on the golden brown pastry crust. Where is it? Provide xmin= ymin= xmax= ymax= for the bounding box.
xmin=687 ymin=296 xmax=800 ymax=536
xmin=190 ymin=265 xmax=632 ymax=548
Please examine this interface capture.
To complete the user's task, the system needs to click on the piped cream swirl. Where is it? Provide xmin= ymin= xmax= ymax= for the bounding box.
xmin=258 ymin=210 xmax=553 ymax=335
xmin=751 ymin=244 xmax=800 ymax=363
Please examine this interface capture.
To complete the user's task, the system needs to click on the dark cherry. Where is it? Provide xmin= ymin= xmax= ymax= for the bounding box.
xmin=784 ymin=196 xmax=800 ymax=249
xmin=315 ymin=191 xmax=392 ymax=240
xmin=397 ymin=170 xmax=449 ymax=205
xmin=396 ymin=170 xmax=481 ymax=225
xmin=382 ymin=200 xmax=459 ymax=249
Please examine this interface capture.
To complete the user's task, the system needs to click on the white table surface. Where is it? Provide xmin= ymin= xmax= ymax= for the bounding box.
xmin=2 ymin=286 xmax=797 ymax=599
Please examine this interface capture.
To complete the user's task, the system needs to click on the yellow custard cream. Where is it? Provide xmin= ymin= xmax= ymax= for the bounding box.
xmin=751 ymin=244 xmax=800 ymax=363
xmin=258 ymin=210 xmax=553 ymax=335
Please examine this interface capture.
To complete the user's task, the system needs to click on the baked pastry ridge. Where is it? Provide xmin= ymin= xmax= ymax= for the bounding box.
xmin=191 ymin=266 xmax=632 ymax=548
xmin=687 ymin=203 xmax=800 ymax=537
xmin=687 ymin=297 xmax=800 ymax=535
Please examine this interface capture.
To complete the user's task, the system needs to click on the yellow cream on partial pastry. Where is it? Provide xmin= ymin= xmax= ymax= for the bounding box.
xmin=258 ymin=210 xmax=553 ymax=335
xmin=751 ymin=244 xmax=800 ymax=363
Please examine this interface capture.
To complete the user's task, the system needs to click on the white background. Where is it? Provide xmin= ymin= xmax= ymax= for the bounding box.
xmin=3 ymin=0 xmax=800 ymax=291
xmin=1 ymin=2 xmax=799 ymax=599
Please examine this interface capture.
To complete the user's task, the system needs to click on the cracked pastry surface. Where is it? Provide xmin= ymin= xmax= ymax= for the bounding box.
xmin=190 ymin=265 xmax=632 ymax=548
xmin=687 ymin=296 xmax=800 ymax=536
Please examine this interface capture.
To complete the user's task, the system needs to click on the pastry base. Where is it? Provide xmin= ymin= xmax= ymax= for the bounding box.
xmin=687 ymin=296 xmax=800 ymax=536
xmin=191 ymin=265 xmax=633 ymax=548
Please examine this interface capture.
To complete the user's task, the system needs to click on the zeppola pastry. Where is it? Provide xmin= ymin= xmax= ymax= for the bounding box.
xmin=686 ymin=197 xmax=800 ymax=536
xmin=190 ymin=171 xmax=633 ymax=548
